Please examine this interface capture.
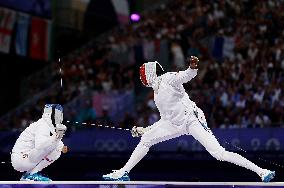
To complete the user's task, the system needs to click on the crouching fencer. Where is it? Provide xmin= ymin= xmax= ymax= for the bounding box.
xmin=103 ymin=56 xmax=275 ymax=182
xmin=11 ymin=104 xmax=68 ymax=181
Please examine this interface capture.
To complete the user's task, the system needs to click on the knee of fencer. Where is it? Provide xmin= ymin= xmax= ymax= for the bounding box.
xmin=40 ymin=140 xmax=62 ymax=153
xmin=45 ymin=141 xmax=64 ymax=162
xmin=36 ymin=141 xmax=56 ymax=152
xmin=46 ymin=149 xmax=61 ymax=162
xmin=209 ymin=147 xmax=226 ymax=161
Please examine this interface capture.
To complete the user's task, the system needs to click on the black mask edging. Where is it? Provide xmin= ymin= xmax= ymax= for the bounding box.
xmin=51 ymin=105 xmax=56 ymax=126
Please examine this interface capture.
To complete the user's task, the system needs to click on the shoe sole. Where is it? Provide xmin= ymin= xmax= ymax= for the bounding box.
xmin=20 ymin=178 xmax=51 ymax=182
xmin=102 ymin=176 xmax=130 ymax=181
xmin=20 ymin=179 xmax=35 ymax=182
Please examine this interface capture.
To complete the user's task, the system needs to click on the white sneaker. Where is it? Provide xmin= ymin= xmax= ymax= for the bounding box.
xmin=102 ymin=170 xmax=130 ymax=181
xmin=260 ymin=169 xmax=275 ymax=182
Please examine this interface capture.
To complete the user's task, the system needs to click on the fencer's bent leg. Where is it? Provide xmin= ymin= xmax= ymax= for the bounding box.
xmin=11 ymin=154 xmax=36 ymax=172
xmin=28 ymin=140 xmax=59 ymax=164
xmin=29 ymin=141 xmax=64 ymax=174
xmin=121 ymin=120 xmax=183 ymax=173
xmin=187 ymin=120 xmax=264 ymax=176
xmin=11 ymin=141 xmax=63 ymax=173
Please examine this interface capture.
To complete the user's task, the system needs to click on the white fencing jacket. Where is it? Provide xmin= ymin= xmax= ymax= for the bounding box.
xmin=153 ymin=68 xmax=199 ymax=126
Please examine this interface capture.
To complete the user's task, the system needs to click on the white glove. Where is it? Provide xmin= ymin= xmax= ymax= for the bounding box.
xmin=131 ymin=126 xmax=148 ymax=137
xmin=55 ymin=124 xmax=67 ymax=140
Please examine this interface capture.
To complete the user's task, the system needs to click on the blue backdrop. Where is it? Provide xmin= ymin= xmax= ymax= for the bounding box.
xmin=2 ymin=128 xmax=283 ymax=154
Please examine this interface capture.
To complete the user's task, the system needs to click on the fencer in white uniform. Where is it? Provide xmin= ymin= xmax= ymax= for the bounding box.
xmin=11 ymin=104 xmax=67 ymax=181
xmin=103 ymin=56 xmax=275 ymax=182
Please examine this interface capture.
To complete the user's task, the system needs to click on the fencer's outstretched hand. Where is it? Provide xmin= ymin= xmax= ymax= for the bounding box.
xmin=188 ymin=56 xmax=199 ymax=69
xmin=55 ymin=124 xmax=67 ymax=140
xmin=131 ymin=126 xmax=145 ymax=137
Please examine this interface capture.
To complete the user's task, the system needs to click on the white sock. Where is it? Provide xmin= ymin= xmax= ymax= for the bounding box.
xmin=120 ymin=142 xmax=149 ymax=173
xmin=223 ymin=151 xmax=264 ymax=176
xmin=29 ymin=159 xmax=50 ymax=175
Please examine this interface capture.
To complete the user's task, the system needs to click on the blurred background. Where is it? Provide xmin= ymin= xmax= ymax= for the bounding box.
xmin=0 ymin=0 xmax=284 ymax=182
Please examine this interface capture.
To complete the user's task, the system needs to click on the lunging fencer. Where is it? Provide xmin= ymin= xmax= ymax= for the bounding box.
xmin=103 ymin=56 xmax=275 ymax=182
xmin=11 ymin=104 xmax=68 ymax=181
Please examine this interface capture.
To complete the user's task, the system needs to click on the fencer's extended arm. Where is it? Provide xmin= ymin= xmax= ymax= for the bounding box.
xmin=172 ymin=68 xmax=198 ymax=85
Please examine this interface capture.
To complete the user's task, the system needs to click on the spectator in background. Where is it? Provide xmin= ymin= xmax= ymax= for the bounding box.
xmin=255 ymin=112 xmax=271 ymax=128
xmin=121 ymin=112 xmax=135 ymax=129
xmin=2 ymin=0 xmax=284 ymax=130
xmin=171 ymin=41 xmax=185 ymax=69
xmin=222 ymin=31 xmax=235 ymax=61
xmin=248 ymin=43 xmax=259 ymax=61
xmin=75 ymin=100 xmax=97 ymax=123
xmin=97 ymin=109 xmax=112 ymax=126
xmin=212 ymin=30 xmax=224 ymax=62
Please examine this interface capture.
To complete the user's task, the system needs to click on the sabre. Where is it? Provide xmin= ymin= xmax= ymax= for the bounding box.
xmin=65 ymin=120 xmax=131 ymax=131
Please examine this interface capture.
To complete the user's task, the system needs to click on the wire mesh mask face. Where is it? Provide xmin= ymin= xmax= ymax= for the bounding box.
xmin=139 ymin=61 xmax=164 ymax=87
xmin=43 ymin=104 xmax=63 ymax=125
